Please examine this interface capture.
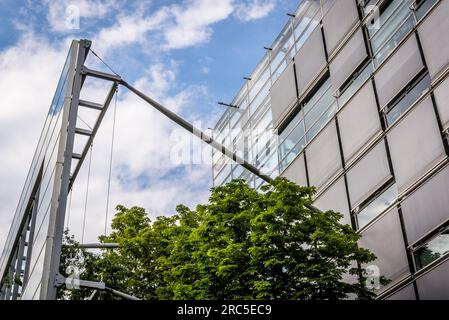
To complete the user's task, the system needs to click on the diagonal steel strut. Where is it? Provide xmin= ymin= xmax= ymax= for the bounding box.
xmin=120 ymin=79 xmax=273 ymax=184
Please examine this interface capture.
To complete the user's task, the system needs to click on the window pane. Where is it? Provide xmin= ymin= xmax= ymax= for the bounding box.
xmin=356 ymin=183 xmax=397 ymax=229
xmin=414 ymin=230 xmax=449 ymax=270
xmin=416 ymin=0 xmax=438 ymax=20
xmin=338 ymin=62 xmax=373 ymax=107
xmin=385 ymin=73 xmax=431 ymax=126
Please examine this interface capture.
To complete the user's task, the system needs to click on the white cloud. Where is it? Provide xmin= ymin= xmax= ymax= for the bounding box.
xmin=0 ymin=32 xmax=212 ymax=249
xmin=0 ymin=33 xmax=71 ymax=248
xmin=93 ymin=8 xmax=170 ymax=54
xmin=0 ymin=0 xmax=278 ymax=264
xmin=163 ymin=0 xmax=234 ymax=50
xmin=93 ymin=0 xmax=235 ymax=53
xmin=43 ymin=0 xmax=119 ymax=32
xmin=235 ymin=0 xmax=276 ymax=22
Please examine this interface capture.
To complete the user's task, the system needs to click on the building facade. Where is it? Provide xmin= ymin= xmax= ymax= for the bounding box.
xmin=212 ymin=0 xmax=449 ymax=299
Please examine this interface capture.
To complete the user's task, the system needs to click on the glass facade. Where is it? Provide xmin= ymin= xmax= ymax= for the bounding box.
xmin=0 ymin=44 xmax=76 ymax=300
xmin=213 ymin=0 xmax=449 ymax=299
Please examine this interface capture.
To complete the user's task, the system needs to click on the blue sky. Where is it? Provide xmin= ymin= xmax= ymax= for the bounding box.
xmin=0 ymin=0 xmax=301 ymax=244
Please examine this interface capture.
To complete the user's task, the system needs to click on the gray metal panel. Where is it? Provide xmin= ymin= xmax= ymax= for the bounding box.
xmin=270 ymin=62 xmax=297 ymax=126
xmin=329 ymin=28 xmax=367 ymax=93
xmin=347 ymin=141 xmax=392 ymax=208
xmin=323 ymin=0 xmax=360 ymax=56
xmin=417 ymin=259 xmax=449 ymax=300
xmin=374 ymin=35 xmax=424 ymax=107
xmin=401 ymin=165 xmax=449 ymax=245
xmin=359 ymin=207 xmax=409 ymax=287
xmin=282 ymin=152 xmax=308 ymax=187
xmin=294 ymin=26 xmax=327 ymax=98
xmin=433 ymin=76 xmax=449 ymax=130
xmin=306 ymin=120 xmax=342 ymax=188
xmin=386 ymin=284 xmax=416 ymax=300
xmin=338 ymin=81 xmax=382 ymax=162
xmin=315 ymin=177 xmax=351 ymax=225
xmin=418 ymin=0 xmax=449 ymax=80
xmin=387 ymin=97 xmax=446 ymax=193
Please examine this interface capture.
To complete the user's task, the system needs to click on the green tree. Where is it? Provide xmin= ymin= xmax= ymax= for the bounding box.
xmin=60 ymin=178 xmax=383 ymax=300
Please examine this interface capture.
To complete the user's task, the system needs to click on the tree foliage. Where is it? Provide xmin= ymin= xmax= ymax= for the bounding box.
xmin=60 ymin=178 xmax=382 ymax=300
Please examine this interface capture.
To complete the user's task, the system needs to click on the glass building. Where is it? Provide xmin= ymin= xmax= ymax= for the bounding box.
xmin=212 ymin=0 xmax=449 ymax=299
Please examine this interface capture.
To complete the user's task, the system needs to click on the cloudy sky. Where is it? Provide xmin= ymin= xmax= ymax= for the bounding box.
xmin=0 ymin=0 xmax=299 ymax=246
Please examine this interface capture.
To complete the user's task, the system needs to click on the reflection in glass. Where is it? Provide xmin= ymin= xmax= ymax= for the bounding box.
xmin=415 ymin=230 xmax=449 ymax=270
xmin=356 ymin=184 xmax=398 ymax=229
xmin=338 ymin=63 xmax=373 ymax=107
xmin=415 ymin=0 xmax=438 ymax=21
xmin=369 ymin=0 xmax=414 ymax=66
xmin=385 ymin=73 xmax=431 ymax=126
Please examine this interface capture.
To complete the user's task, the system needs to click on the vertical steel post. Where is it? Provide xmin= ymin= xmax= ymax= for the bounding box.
xmin=40 ymin=39 xmax=90 ymax=300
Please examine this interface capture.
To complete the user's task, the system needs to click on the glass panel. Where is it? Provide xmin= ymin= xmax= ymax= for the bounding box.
xmin=249 ymin=67 xmax=270 ymax=103
xmin=4 ymin=43 xmax=76 ymax=300
xmin=374 ymin=14 xmax=415 ymax=66
xmin=305 ymin=101 xmax=337 ymax=142
xmin=338 ymin=62 xmax=373 ymax=107
xmin=414 ymin=230 xmax=449 ymax=270
xmin=356 ymin=183 xmax=397 ymax=229
xmin=279 ymin=120 xmax=305 ymax=166
xmin=385 ymin=73 xmax=431 ymax=126
xmin=415 ymin=0 xmax=438 ymax=21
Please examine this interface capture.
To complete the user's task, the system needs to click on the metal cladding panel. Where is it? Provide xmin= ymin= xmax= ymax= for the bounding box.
xmin=323 ymin=0 xmax=360 ymax=56
xmin=374 ymin=35 xmax=424 ymax=108
xmin=329 ymin=28 xmax=367 ymax=93
xmin=386 ymin=284 xmax=416 ymax=300
xmin=417 ymin=259 xmax=449 ymax=300
xmin=271 ymin=63 xmax=297 ymax=126
xmin=359 ymin=207 xmax=410 ymax=289
xmin=295 ymin=26 xmax=327 ymax=98
xmin=418 ymin=0 xmax=449 ymax=80
xmin=401 ymin=165 xmax=449 ymax=245
xmin=315 ymin=177 xmax=351 ymax=226
xmin=306 ymin=120 xmax=342 ymax=188
xmin=387 ymin=97 xmax=446 ymax=193
xmin=433 ymin=76 xmax=449 ymax=130
xmin=338 ymin=81 xmax=381 ymax=162
xmin=282 ymin=152 xmax=308 ymax=187
xmin=347 ymin=141 xmax=391 ymax=208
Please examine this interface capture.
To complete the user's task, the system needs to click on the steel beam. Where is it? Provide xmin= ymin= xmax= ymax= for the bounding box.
xmin=81 ymin=66 xmax=121 ymax=82
xmin=64 ymin=243 xmax=120 ymax=249
xmin=120 ymin=80 xmax=273 ymax=183
xmin=79 ymin=100 xmax=103 ymax=111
